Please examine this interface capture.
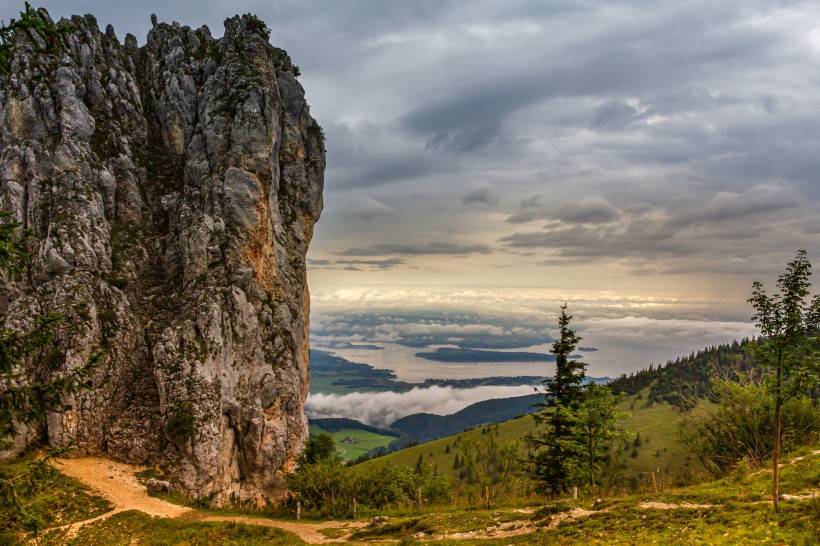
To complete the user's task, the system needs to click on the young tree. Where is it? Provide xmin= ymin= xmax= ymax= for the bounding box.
xmin=748 ymin=250 xmax=820 ymax=512
xmin=457 ymin=434 xmax=521 ymax=507
xmin=297 ymin=433 xmax=338 ymax=466
xmin=529 ymin=304 xmax=587 ymax=495
xmin=569 ymin=383 xmax=629 ymax=488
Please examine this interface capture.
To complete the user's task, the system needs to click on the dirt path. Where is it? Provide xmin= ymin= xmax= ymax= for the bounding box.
xmin=190 ymin=514 xmax=364 ymax=543
xmin=52 ymin=457 xmax=363 ymax=544
xmin=56 ymin=458 xmax=191 ymax=518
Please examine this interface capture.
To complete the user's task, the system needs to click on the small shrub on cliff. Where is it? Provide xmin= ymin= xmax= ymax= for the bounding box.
xmin=0 ymin=3 xmax=74 ymax=76
xmin=165 ymin=401 xmax=196 ymax=445
xmin=244 ymin=13 xmax=270 ymax=40
xmin=0 ymin=212 xmax=100 ymax=448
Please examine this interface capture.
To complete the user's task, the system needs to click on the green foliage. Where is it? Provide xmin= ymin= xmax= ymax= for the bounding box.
xmin=165 ymin=401 xmax=196 ymax=445
xmin=349 ymin=517 xmax=435 ymax=540
xmin=287 ymin=435 xmax=452 ymax=517
xmin=0 ymin=212 xmax=27 ymax=277
xmin=679 ymin=373 xmax=820 ymax=477
xmin=308 ymin=119 xmax=326 ymax=152
xmin=748 ymin=250 xmax=820 ymax=510
xmin=457 ymin=433 xmax=522 ymax=506
xmin=243 ymin=13 xmax=271 ymax=40
xmin=529 ymin=304 xmax=588 ymax=495
xmin=298 ymin=433 xmax=337 ymax=465
xmin=107 ymin=277 xmax=128 ymax=290
xmin=0 ymin=448 xmax=112 ymax=542
xmin=749 ymin=250 xmax=820 ymax=398
xmin=608 ymin=338 xmax=758 ymax=410
xmin=0 ymin=3 xmax=74 ymax=76
xmin=541 ymin=304 xmax=587 ymax=408
xmin=46 ymin=509 xmax=304 ymax=545
xmin=568 ymin=383 xmax=630 ymax=489
xmin=1 ymin=212 xmax=102 ymax=447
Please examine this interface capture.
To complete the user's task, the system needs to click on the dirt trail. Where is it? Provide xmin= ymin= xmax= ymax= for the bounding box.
xmin=56 ymin=458 xmax=191 ymax=518
xmin=52 ymin=457 xmax=363 ymax=543
xmin=190 ymin=514 xmax=363 ymax=543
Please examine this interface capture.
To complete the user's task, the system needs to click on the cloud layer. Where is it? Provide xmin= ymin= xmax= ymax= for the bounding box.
xmin=306 ymin=385 xmax=536 ymax=428
xmin=17 ymin=1 xmax=820 ymax=373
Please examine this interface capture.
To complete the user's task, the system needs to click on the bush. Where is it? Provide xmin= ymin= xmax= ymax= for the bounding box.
xmin=166 ymin=401 xmax=196 ymax=444
xmin=679 ymin=375 xmax=820 ymax=477
xmin=286 ymin=436 xmax=452 ymax=517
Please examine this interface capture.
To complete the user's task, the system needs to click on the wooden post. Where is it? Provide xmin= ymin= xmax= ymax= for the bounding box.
xmin=651 ymin=472 xmax=657 ymax=493
xmin=353 ymin=497 xmax=357 ymax=519
xmin=296 ymin=500 xmax=301 ymax=520
xmin=573 ymin=486 xmax=578 ymax=500
xmin=417 ymin=487 xmax=423 ymax=514
xmin=486 ymin=485 xmax=490 ymax=510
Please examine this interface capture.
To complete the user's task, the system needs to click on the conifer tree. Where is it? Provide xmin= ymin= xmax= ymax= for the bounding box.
xmin=529 ymin=304 xmax=587 ymax=495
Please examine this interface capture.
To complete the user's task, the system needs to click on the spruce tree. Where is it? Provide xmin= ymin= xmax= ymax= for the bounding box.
xmin=529 ymin=304 xmax=587 ymax=495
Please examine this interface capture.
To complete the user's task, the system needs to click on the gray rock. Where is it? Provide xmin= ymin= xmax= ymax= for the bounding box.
xmin=0 ymin=9 xmax=324 ymax=505
xmin=146 ymin=478 xmax=172 ymax=493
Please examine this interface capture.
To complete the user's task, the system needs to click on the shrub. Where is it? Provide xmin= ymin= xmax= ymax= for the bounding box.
xmin=679 ymin=375 xmax=820 ymax=477
xmin=166 ymin=401 xmax=196 ymax=444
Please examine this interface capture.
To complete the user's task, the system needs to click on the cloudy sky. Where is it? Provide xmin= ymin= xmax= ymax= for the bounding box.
xmin=6 ymin=0 xmax=820 ymax=373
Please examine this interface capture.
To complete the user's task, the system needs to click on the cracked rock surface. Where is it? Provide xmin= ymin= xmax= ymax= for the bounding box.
xmin=0 ymin=8 xmax=324 ymax=504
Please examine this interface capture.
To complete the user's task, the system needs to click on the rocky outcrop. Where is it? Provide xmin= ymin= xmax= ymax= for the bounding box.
xmin=0 ymin=7 xmax=324 ymax=505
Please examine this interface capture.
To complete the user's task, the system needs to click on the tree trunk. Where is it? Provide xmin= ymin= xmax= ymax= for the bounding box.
xmin=773 ymin=363 xmax=782 ymax=513
xmin=589 ymin=436 xmax=594 ymax=487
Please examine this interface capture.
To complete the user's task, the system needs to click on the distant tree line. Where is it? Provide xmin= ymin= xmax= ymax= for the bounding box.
xmin=608 ymin=339 xmax=758 ymax=410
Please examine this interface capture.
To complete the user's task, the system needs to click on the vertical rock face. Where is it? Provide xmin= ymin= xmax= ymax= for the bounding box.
xmin=0 ymin=9 xmax=324 ymax=504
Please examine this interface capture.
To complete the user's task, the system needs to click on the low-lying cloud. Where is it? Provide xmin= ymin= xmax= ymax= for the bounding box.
xmin=305 ymin=385 xmax=536 ymax=428
xmin=338 ymin=242 xmax=493 ymax=256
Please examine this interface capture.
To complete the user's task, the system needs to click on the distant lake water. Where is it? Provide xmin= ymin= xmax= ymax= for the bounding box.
xmin=317 ymin=342 xmax=555 ymax=382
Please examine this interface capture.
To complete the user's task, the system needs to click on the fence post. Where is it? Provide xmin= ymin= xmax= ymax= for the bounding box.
xmin=417 ymin=487 xmax=423 ymax=514
xmin=296 ymin=500 xmax=301 ymax=520
xmin=486 ymin=485 xmax=490 ymax=510
xmin=573 ymin=486 xmax=578 ymax=500
xmin=353 ymin=497 xmax=357 ymax=519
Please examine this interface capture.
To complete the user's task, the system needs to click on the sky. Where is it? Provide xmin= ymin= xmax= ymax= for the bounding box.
xmin=5 ymin=0 xmax=820 ymax=375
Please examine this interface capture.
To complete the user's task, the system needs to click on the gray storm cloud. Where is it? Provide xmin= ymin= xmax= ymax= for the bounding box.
xmin=305 ymin=385 xmax=537 ymax=428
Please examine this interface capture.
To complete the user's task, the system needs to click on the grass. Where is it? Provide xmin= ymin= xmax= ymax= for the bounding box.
xmin=4 ymin=441 xmax=820 ymax=544
xmin=39 ymin=510 xmax=306 ymax=545
xmin=0 ymin=452 xmax=113 ymax=544
xmin=358 ymin=388 xmax=704 ymax=492
xmin=343 ymin=446 xmax=820 ymax=545
xmin=309 ymin=425 xmax=397 ymax=460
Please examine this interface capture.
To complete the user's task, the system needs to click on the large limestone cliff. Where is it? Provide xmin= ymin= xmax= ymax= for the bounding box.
xmin=0 ymin=8 xmax=324 ymax=504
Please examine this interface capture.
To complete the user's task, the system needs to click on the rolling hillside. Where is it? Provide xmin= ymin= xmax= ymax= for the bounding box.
xmin=358 ymin=388 xmax=704 ymax=486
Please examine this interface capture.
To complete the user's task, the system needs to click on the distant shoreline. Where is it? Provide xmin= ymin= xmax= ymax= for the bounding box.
xmin=415 ymin=347 xmax=582 ymax=363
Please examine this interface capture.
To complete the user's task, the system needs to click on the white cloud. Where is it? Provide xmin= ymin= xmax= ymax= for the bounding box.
xmin=305 ymin=385 xmax=536 ymax=427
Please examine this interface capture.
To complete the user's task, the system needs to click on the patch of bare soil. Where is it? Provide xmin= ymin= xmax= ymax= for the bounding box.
xmin=190 ymin=514 xmax=365 ymax=543
xmin=781 ymin=492 xmax=819 ymax=501
xmin=51 ymin=456 xmax=365 ymax=543
xmin=639 ymin=501 xmax=713 ymax=509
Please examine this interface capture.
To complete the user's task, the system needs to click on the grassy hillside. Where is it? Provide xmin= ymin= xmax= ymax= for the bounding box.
xmin=358 ymin=388 xmax=704 ymax=486
xmin=4 ymin=442 xmax=819 ymax=544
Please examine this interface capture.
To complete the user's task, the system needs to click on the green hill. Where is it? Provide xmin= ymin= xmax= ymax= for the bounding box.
xmin=359 ymin=389 xmax=704 ymax=486
xmin=608 ymin=339 xmax=756 ymax=409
